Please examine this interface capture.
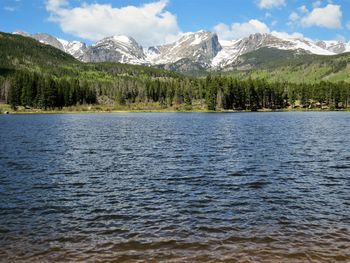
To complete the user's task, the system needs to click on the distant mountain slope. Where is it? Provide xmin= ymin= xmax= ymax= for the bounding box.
xmin=0 ymin=32 xmax=180 ymax=79
xmin=3 ymin=31 xmax=350 ymax=83
xmin=219 ymin=47 xmax=311 ymax=71
xmin=147 ymin=31 xmax=222 ymax=67
xmin=212 ymin=33 xmax=335 ymax=69
xmin=83 ymin=35 xmax=147 ymax=64
xmin=13 ymin=30 xmax=350 ymax=73
xmin=0 ymin=32 xmax=76 ymax=71
xmin=315 ymin=40 xmax=350 ymax=54
xmin=225 ymin=47 xmax=350 ymax=83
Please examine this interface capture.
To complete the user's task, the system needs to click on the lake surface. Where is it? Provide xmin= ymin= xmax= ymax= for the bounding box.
xmin=0 ymin=112 xmax=349 ymax=262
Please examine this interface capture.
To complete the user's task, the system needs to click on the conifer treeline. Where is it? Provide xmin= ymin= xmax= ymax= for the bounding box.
xmin=0 ymin=71 xmax=97 ymax=109
xmin=1 ymin=71 xmax=350 ymax=110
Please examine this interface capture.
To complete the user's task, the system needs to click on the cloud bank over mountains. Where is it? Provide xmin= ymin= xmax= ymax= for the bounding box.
xmin=45 ymin=0 xmax=347 ymax=47
xmin=46 ymin=0 xmax=181 ymax=47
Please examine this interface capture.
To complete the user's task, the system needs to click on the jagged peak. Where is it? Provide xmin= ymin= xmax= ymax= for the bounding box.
xmin=180 ymin=30 xmax=216 ymax=39
xmin=171 ymin=30 xmax=220 ymax=51
xmin=98 ymin=35 xmax=138 ymax=45
xmin=33 ymin=32 xmax=52 ymax=36
xmin=13 ymin=30 xmax=31 ymax=37
xmin=10 ymin=30 xmax=350 ymax=70
xmin=244 ymin=33 xmax=281 ymax=41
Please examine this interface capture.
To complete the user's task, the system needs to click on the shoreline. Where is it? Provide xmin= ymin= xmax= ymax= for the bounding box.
xmin=1 ymin=102 xmax=349 ymax=115
xmin=1 ymin=108 xmax=349 ymax=115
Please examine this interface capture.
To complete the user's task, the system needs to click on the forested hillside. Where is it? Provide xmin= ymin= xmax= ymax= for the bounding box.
xmin=225 ymin=47 xmax=350 ymax=83
xmin=1 ymin=32 xmax=350 ymax=112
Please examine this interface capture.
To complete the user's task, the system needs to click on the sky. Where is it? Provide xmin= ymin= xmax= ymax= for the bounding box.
xmin=1 ymin=0 xmax=350 ymax=47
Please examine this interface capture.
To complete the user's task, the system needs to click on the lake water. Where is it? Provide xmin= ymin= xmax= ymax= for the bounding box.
xmin=0 ymin=112 xmax=349 ymax=262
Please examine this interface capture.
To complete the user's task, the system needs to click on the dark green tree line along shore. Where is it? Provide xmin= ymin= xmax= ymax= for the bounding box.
xmin=1 ymin=71 xmax=350 ymax=111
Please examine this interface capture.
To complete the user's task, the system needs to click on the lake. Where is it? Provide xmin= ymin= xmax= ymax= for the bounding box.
xmin=0 ymin=112 xmax=349 ymax=262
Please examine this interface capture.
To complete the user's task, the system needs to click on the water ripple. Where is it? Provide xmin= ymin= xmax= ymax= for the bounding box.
xmin=0 ymin=112 xmax=349 ymax=262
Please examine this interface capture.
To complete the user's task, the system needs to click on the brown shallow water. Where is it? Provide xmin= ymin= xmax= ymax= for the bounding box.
xmin=0 ymin=112 xmax=349 ymax=262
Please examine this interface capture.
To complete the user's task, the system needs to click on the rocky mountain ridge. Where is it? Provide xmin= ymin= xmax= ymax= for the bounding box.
xmin=13 ymin=30 xmax=350 ymax=71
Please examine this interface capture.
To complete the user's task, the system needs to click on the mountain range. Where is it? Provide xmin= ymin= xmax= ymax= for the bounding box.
xmin=13 ymin=30 xmax=350 ymax=72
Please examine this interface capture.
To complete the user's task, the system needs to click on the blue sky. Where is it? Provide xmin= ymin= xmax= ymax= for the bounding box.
xmin=1 ymin=0 xmax=350 ymax=46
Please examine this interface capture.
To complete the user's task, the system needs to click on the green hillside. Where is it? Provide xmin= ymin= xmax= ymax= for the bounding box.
xmin=0 ymin=32 xmax=76 ymax=74
xmin=225 ymin=47 xmax=350 ymax=83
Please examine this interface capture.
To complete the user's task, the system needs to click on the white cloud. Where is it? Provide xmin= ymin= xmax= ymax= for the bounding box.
xmin=289 ymin=12 xmax=300 ymax=23
xmin=214 ymin=19 xmax=270 ymax=40
xmin=313 ymin=1 xmax=322 ymax=8
xmin=347 ymin=21 xmax=350 ymax=29
xmin=4 ymin=6 xmax=16 ymax=11
xmin=257 ymin=0 xmax=285 ymax=9
xmin=213 ymin=19 xmax=307 ymax=42
xmin=46 ymin=0 xmax=68 ymax=11
xmin=298 ymin=5 xmax=308 ymax=14
xmin=336 ymin=34 xmax=346 ymax=42
xmin=301 ymin=4 xmax=342 ymax=29
xmin=265 ymin=12 xmax=272 ymax=18
xmin=45 ymin=0 xmax=181 ymax=47
xmin=271 ymin=31 xmax=305 ymax=40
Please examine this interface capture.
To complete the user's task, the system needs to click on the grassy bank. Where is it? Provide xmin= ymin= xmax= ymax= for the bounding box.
xmin=0 ymin=102 xmax=209 ymax=114
xmin=1 ymin=102 xmax=349 ymax=114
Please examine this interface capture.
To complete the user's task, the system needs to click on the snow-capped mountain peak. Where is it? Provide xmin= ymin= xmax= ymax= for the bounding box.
xmin=112 ymin=35 xmax=134 ymax=44
xmin=13 ymin=31 xmax=88 ymax=61
xmin=212 ymin=33 xmax=337 ymax=68
xmin=63 ymin=41 xmax=88 ymax=61
xmin=86 ymin=35 xmax=146 ymax=64
xmin=31 ymin=33 xmax=66 ymax=51
xmin=12 ymin=30 xmax=350 ymax=71
xmin=13 ymin=30 xmax=31 ymax=37
xmin=147 ymin=30 xmax=222 ymax=67
xmin=315 ymin=40 xmax=350 ymax=54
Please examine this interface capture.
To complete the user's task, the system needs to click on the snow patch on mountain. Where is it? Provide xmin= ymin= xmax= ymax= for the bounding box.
xmin=146 ymin=30 xmax=221 ymax=67
xmin=346 ymin=44 xmax=350 ymax=53
xmin=64 ymin=41 xmax=88 ymax=60
xmin=315 ymin=40 xmax=350 ymax=54
xmin=84 ymin=35 xmax=147 ymax=64
xmin=13 ymin=31 xmax=31 ymax=37
xmin=212 ymin=33 xmax=335 ymax=68
xmin=211 ymin=40 xmax=241 ymax=68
